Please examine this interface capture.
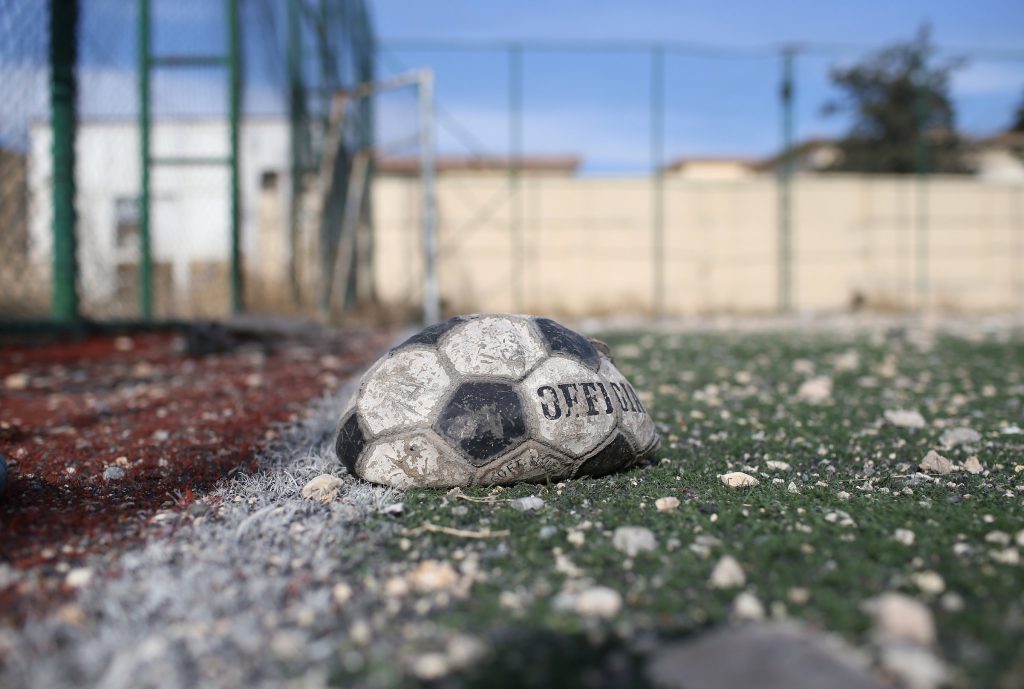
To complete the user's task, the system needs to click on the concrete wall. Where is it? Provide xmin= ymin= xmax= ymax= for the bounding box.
xmin=374 ymin=173 xmax=1024 ymax=317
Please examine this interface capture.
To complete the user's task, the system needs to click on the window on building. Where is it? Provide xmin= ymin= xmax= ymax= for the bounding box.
xmin=114 ymin=197 xmax=140 ymax=250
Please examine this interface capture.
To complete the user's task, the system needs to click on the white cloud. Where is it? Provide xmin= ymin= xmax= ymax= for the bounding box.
xmin=952 ymin=62 xmax=1024 ymax=96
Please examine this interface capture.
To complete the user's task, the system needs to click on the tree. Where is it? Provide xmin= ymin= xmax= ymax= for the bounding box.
xmin=1011 ymin=91 xmax=1024 ymax=133
xmin=824 ymin=26 xmax=969 ymax=174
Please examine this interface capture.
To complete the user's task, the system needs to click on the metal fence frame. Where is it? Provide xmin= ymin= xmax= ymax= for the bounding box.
xmin=379 ymin=38 xmax=1024 ymax=317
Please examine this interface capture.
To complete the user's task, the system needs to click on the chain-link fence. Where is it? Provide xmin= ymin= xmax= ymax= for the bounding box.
xmin=0 ymin=1 xmax=51 ymax=319
xmin=5 ymin=8 xmax=1023 ymax=325
xmin=373 ymin=39 xmax=1024 ymax=317
xmin=0 ymin=0 xmax=376 ymax=325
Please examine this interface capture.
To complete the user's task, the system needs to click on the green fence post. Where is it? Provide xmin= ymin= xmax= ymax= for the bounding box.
xmin=651 ymin=45 xmax=665 ymax=319
xmin=778 ymin=47 xmax=796 ymax=313
xmin=286 ymin=0 xmax=303 ymax=304
xmin=228 ymin=0 xmax=243 ymax=313
xmin=138 ymin=0 xmax=153 ymax=319
xmin=50 ymin=0 xmax=80 ymax=322
xmin=914 ymin=64 xmax=929 ymax=313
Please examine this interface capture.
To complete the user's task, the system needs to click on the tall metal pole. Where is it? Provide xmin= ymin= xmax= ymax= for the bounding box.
xmin=286 ymin=0 xmax=303 ymax=304
xmin=778 ymin=47 xmax=796 ymax=313
xmin=651 ymin=46 xmax=665 ymax=319
xmin=228 ymin=0 xmax=243 ymax=313
xmin=137 ymin=0 xmax=153 ymax=319
xmin=420 ymin=70 xmax=440 ymax=326
xmin=50 ymin=0 xmax=80 ymax=322
xmin=914 ymin=63 xmax=929 ymax=313
xmin=509 ymin=44 xmax=523 ymax=312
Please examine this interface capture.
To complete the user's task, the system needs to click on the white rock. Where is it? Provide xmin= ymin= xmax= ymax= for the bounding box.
xmin=409 ymin=560 xmax=459 ymax=592
xmin=65 ymin=568 xmax=93 ymax=588
xmin=380 ymin=502 xmax=404 ymax=515
xmin=984 ymin=530 xmax=1010 ymax=545
xmin=919 ymin=451 xmax=953 ymax=475
xmin=878 ymin=642 xmax=947 ymax=689
xmin=832 ymin=349 xmax=860 ymax=372
xmin=796 ymin=376 xmax=833 ymax=404
xmin=301 ymin=474 xmax=344 ymax=502
xmin=412 ymin=653 xmax=450 ymax=680
xmin=939 ymin=427 xmax=981 ymax=448
xmin=963 ymin=456 xmax=984 ymax=474
xmin=446 ymin=635 xmax=487 ymax=668
xmin=574 ymin=586 xmax=623 ymax=618
xmin=332 ymin=583 xmax=353 ymax=606
xmin=102 ymin=466 xmax=125 ymax=481
xmin=787 ymin=587 xmax=810 ymax=605
xmin=884 ymin=409 xmax=926 ymax=429
xmin=911 ymin=571 xmax=945 ymax=595
xmin=708 ymin=555 xmax=746 ymax=589
xmin=510 ymin=496 xmax=545 ymax=512
xmin=612 ymin=526 xmax=657 ymax=557
xmin=1016 ymin=529 xmax=1024 ymax=547
xmin=720 ymin=472 xmax=759 ymax=488
xmin=894 ymin=528 xmax=916 ymax=546
xmin=765 ymin=460 xmax=791 ymax=471
xmin=866 ymin=592 xmax=936 ymax=646
xmin=731 ymin=591 xmax=765 ymax=621
xmin=940 ymin=592 xmax=964 ymax=612
xmin=655 ymin=496 xmax=680 ymax=512
xmin=4 ymin=372 xmax=29 ymax=390
xmin=787 ymin=481 xmax=800 ymax=494
xmin=792 ymin=359 xmax=815 ymax=375
xmin=990 ymin=548 xmax=1020 ymax=565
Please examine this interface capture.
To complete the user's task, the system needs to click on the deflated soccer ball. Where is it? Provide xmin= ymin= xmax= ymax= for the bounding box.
xmin=335 ymin=314 xmax=659 ymax=488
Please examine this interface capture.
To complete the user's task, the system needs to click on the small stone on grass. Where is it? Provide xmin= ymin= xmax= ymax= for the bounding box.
xmin=731 ymin=591 xmax=766 ymax=621
xmin=939 ymin=427 xmax=981 ymax=448
xmin=919 ymin=451 xmax=953 ymax=475
xmin=884 ymin=409 xmax=926 ymax=429
xmin=574 ymin=586 xmax=623 ymax=618
xmin=510 ymin=496 xmax=545 ymax=512
xmin=612 ymin=526 xmax=658 ymax=557
xmin=865 ymin=592 xmax=936 ymax=646
xmin=301 ymin=474 xmax=344 ymax=502
xmin=720 ymin=472 xmax=759 ymax=488
xmin=709 ymin=555 xmax=746 ymax=589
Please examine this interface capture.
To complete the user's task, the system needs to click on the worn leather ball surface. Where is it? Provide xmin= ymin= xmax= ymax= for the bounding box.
xmin=335 ymin=314 xmax=659 ymax=488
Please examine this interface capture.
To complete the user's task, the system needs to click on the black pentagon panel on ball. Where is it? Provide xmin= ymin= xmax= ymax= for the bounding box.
xmin=575 ymin=432 xmax=635 ymax=478
xmin=533 ymin=317 xmax=601 ymax=370
xmin=435 ymin=382 xmax=528 ymax=466
xmin=393 ymin=316 xmax=468 ymax=351
xmin=335 ymin=413 xmax=367 ymax=474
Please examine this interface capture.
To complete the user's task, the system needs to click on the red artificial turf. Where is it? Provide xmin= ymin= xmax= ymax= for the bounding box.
xmin=0 ymin=326 xmax=389 ymax=621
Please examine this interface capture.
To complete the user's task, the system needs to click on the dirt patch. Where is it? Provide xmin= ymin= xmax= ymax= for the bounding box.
xmin=0 ymin=324 xmax=391 ymax=622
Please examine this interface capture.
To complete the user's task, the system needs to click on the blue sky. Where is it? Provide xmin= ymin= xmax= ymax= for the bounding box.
xmin=3 ymin=0 xmax=1021 ymax=172
xmin=372 ymin=0 xmax=1024 ymax=172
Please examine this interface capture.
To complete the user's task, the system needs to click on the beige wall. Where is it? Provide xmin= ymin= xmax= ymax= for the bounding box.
xmin=374 ymin=173 xmax=1024 ymax=317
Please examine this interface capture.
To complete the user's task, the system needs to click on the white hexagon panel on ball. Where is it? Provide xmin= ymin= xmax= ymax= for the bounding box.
xmin=476 ymin=441 xmax=575 ymax=486
xmin=521 ymin=356 xmax=618 ymax=458
xmin=441 ymin=315 xmax=546 ymax=381
xmin=358 ymin=432 xmax=473 ymax=489
xmin=599 ymin=358 xmax=658 ymax=453
xmin=357 ymin=349 xmax=451 ymax=435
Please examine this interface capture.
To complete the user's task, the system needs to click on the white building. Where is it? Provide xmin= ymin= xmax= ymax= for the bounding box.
xmin=29 ymin=117 xmax=290 ymax=316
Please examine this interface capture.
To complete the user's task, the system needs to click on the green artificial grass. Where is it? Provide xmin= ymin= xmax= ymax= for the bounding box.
xmin=331 ymin=327 xmax=1024 ymax=689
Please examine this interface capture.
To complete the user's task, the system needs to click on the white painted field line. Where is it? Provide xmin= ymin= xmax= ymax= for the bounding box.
xmin=1 ymin=379 xmax=400 ymax=689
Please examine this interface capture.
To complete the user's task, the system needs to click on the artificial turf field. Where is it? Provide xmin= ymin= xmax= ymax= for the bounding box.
xmin=335 ymin=324 xmax=1024 ymax=688
xmin=3 ymin=321 xmax=1022 ymax=689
